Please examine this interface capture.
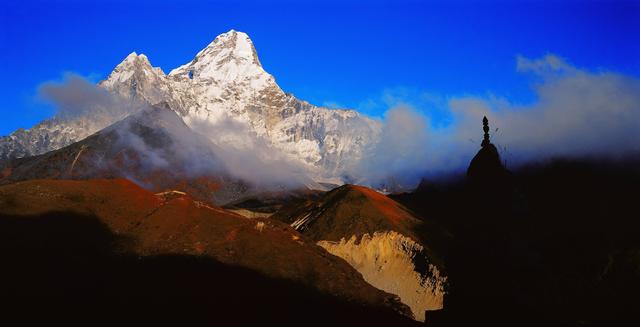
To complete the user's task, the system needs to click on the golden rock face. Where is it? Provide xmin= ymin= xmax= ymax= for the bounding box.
xmin=318 ymin=231 xmax=447 ymax=322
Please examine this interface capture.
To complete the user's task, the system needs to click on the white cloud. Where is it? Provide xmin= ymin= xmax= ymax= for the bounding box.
xmin=354 ymin=105 xmax=430 ymax=186
xmin=449 ymin=55 xmax=640 ymax=164
xmin=188 ymin=114 xmax=313 ymax=189
xmin=38 ymin=73 xmax=137 ymax=120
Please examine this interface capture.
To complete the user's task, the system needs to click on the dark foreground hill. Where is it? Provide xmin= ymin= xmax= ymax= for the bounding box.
xmin=0 ymin=179 xmax=417 ymax=325
xmin=392 ymin=158 xmax=640 ymax=326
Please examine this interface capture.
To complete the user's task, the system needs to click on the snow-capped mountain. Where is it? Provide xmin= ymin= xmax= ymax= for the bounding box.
xmin=0 ymin=30 xmax=380 ymax=181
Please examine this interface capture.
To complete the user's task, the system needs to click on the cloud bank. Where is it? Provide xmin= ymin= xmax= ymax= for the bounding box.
xmin=355 ymin=54 xmax=640 ymax=187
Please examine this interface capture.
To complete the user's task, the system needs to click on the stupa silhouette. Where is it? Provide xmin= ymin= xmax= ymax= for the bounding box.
xmin=467 ymin=116 xmax=511 ymax=187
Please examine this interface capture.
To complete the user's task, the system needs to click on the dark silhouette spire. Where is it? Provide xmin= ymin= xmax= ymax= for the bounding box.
xmin=481 ymin=116 xmax=490 ymax=148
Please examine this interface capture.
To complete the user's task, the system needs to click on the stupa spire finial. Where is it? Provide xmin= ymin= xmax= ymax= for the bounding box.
xmin=481 ymin=116 xmax=491 ymax=148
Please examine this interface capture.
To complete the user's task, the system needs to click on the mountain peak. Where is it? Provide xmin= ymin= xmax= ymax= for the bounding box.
xmin=101 ymin=51 xmax=164 ymax=89
xmin=125 ymin=51 xmax=138 ymax=60
xmin=168 ymin=30 xmax=272 ymax=89
xmin=204 ymin=29 xmax=260 ymax=66
xmin=119 ymin=52 xmax=151 ymax=67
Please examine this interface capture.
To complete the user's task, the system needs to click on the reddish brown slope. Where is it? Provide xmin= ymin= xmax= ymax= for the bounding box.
xmin=0 ymin=179 xmax=411 ymax=318
xmin=272 ymin=184 xmax=424 ymax=242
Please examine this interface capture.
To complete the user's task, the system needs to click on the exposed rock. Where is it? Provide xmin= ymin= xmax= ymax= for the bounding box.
xmin=272 ymin=184 xmax=448 ymax=321
xmin=318 ymin=231 xmax=446 ymax=321
xmin=227 ymin=208 xmax=273 ymax=219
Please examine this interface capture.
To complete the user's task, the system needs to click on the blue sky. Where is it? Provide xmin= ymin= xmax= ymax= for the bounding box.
xmin=1 ymin=0 xmax=638 ymax=136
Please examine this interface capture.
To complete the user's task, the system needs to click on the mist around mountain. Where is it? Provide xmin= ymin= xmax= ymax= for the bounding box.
xmin=0 ymin=30 xmax=380 ymax=190
xmin=0 ymin=102 xmax=331 ymax=205
xmin=4 ymin=31 xmax=638 ymax=192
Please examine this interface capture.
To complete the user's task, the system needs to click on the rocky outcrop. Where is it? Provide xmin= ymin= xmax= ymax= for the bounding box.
xmin=318 ymin=231 xmax=446 ymax=322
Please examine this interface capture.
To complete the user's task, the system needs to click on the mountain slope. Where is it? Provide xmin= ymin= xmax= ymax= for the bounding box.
xmin=0 ymin=104 xmax=254 ymax=204
xmin=0 ymin=178 xmax=414 ymax=323
xmin=272 ymin=184 xmax=449 ymax=321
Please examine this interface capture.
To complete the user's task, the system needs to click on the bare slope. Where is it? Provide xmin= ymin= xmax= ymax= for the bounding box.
xmin=0 ymin=178 xmax=413 ymax=321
